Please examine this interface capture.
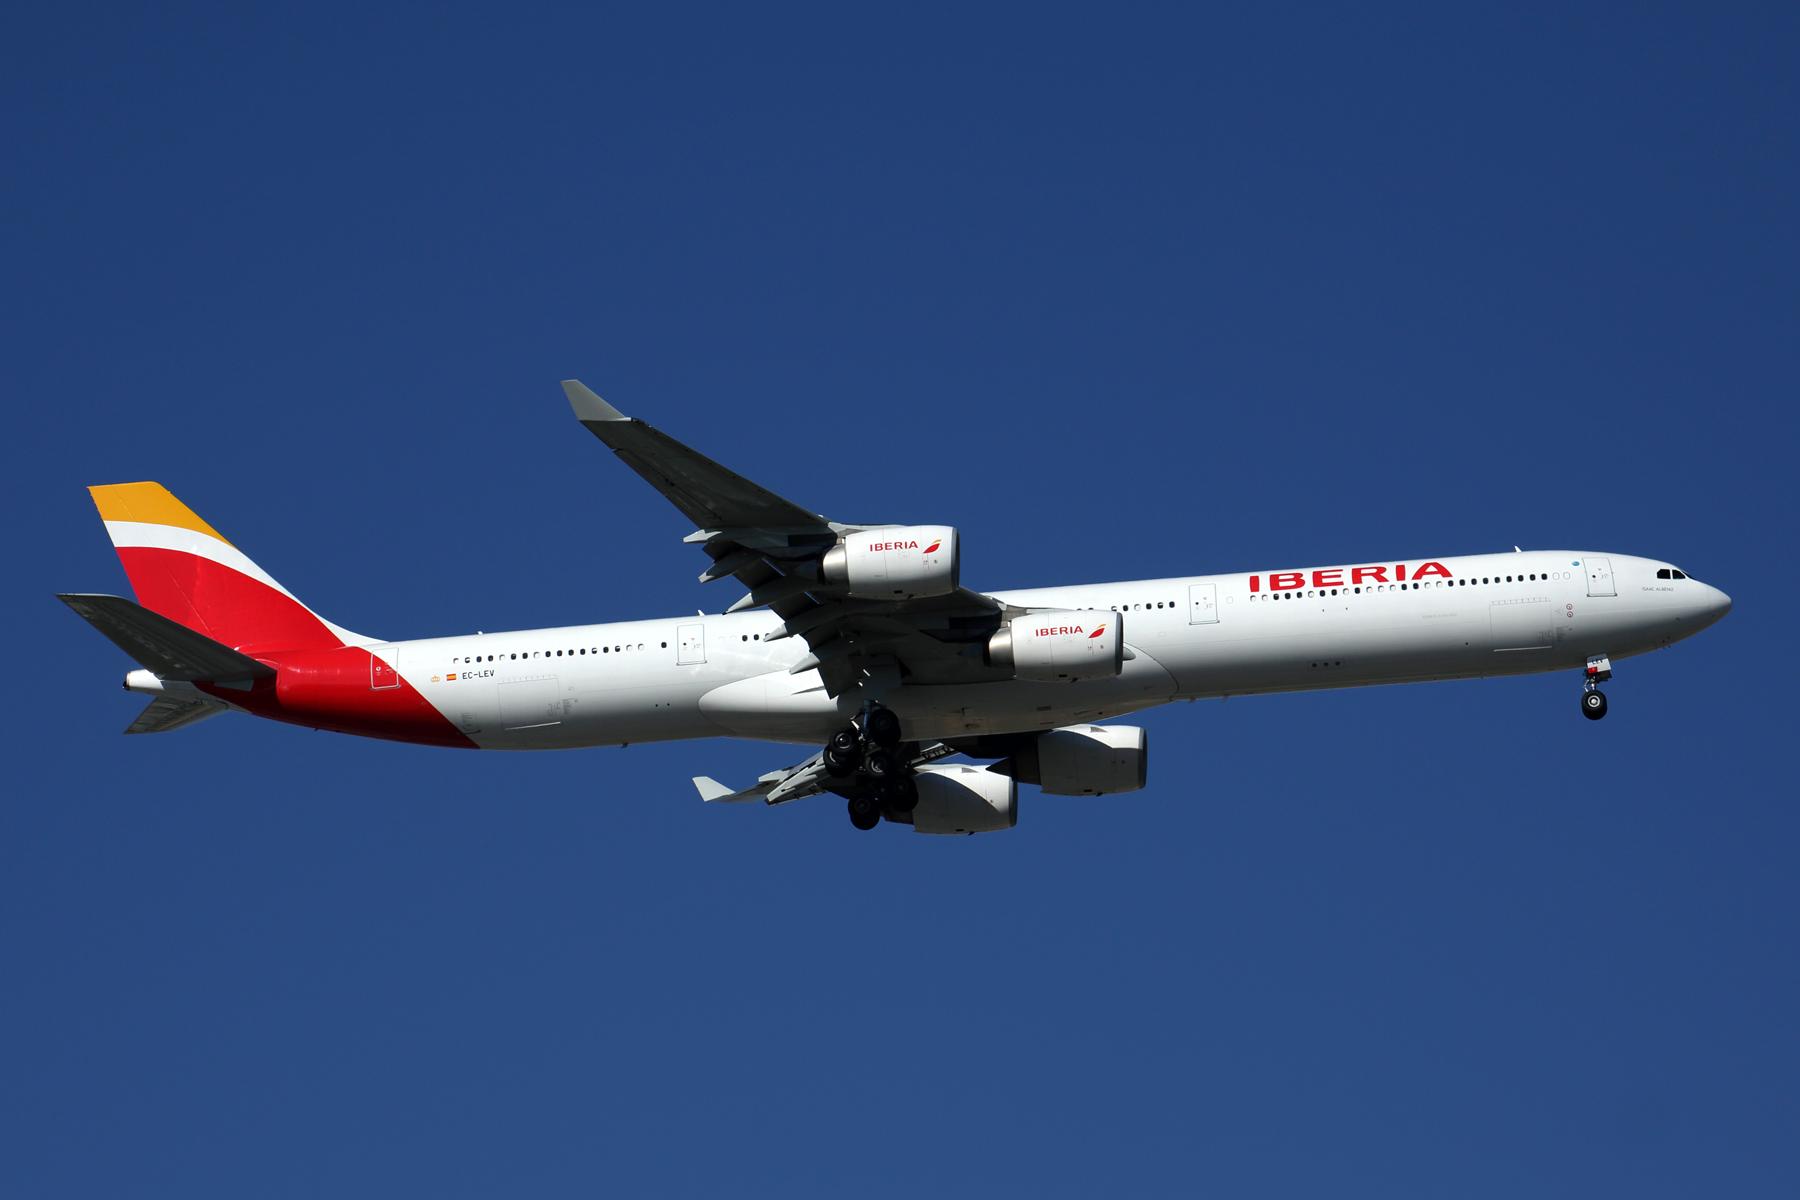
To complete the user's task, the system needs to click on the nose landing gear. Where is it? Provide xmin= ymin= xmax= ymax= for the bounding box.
xmin=1581 ymin=655 xmax=1612 ymax=721
xmin=829 ymin=703 xmax=916 ymax=829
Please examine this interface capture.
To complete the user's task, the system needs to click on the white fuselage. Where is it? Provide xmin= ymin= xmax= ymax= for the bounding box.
xmin=375 ymin=550 xmax=1729 ymax=750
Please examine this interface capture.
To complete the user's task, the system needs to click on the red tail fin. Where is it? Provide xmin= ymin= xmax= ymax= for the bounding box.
xmin=89 ymin=482 xmax=369 ymax=654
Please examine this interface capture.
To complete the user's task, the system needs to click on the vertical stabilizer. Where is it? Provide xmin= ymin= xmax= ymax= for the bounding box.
xmin=87 ymin=482 xmax=370 ymax=653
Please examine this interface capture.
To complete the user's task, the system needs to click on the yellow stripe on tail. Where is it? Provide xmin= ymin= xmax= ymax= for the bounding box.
xmin=89 ymin=481 xmax=233 ymax=545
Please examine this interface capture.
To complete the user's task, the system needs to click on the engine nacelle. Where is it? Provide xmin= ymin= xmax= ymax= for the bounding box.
xmin=1011 ymin=724 xmax=1147 ymax=795
xmin=986 ymin=611 xmax=1124 ymax=682
xmin=910 ymin=763 xmax=1017 ymax=835
xmin=820 ymin=525 xmax=959 ymax=599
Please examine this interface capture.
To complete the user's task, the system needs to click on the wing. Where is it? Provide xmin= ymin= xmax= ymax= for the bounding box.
xmin=564 ymin=381 xmax=1008 ymax=696
xmin=692 ymin=750 xmax=833 ymax=806
xmin=692 ymin=742 xmax=961 ymax=806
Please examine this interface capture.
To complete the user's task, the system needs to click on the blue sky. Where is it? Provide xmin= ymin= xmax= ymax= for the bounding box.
xmin=5 ymin=5 xmax=1797 ymax=1196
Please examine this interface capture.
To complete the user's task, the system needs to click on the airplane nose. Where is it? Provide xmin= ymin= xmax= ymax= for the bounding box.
xmin=1700 ymin=584 xmax=1732 ymax=624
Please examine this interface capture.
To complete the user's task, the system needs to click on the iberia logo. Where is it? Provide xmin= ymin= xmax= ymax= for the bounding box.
xmin=923 ymin=539 xmax=942 ymax=554
xmin=1089 ymin=625 xmax=1106 ymax=639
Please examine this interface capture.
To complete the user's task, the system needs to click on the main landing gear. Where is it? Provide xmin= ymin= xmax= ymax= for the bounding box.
xmin=1581 ymin=655 xmax=1612 ymax=721
xmin=827 ymin=704 xmax=919 ymax=830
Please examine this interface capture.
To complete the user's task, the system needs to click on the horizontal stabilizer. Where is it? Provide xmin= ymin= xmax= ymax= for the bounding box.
xmin=59 ymin=593 xmax=275 ymax=683
xmin=126 ymin=695 xmax=228 ymax=735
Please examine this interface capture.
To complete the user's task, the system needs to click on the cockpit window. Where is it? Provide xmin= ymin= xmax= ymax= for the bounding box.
xmin=1673 ymin=569 xmax=1687 ymax=580
xmin=1657 ymin=569 xmax=1671 ymax=579
xmin=1658 ymin=568 xmax=1689 ymax=580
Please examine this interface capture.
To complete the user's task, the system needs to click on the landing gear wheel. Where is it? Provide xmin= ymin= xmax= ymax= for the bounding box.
xmin=878 ymin=775 xmax=919 ymax=814
xmin=863 ymin=707 xmax=901 ymax=749
xmin=847 ymin=794 xmax=882 ymax=830
xmin=824 ymin=726 xmax=862 ymax=777
xmin=1582 ymin=690 xmax=1608 ymax=720
xmin=863 ymin=748 xmax=897 ymax=779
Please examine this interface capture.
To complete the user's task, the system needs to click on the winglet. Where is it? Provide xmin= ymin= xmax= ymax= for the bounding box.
xmin=562 ymin=379 xmax=628 ymax=423
xmin=693 ymin=776 xmax=745 ymax=803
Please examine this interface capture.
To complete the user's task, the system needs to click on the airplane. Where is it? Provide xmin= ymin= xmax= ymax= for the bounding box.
xmin=61 ymin=381 xmax=1733 ymax=834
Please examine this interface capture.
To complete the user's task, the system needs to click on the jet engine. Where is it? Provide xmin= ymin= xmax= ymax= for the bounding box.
xmin=819 ymin=526 xmax=959 ymax=599
xmin=1007 ymin=724 xmax=1147 ymax=795
xmin=986 ymin=611 xmax=1124 ymax=682
xmin=908 ymin=763 xmax=1017 ymax=835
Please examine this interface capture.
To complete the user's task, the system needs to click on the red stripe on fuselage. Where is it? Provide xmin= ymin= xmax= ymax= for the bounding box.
xmin=204 ymin=645 xmax=475 ymax=748
xmin=116 ymin=546 xmax=342 ymax=653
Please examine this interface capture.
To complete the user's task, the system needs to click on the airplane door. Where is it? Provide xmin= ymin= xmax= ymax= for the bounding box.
xmin=370 ymin=648 xmax=400 ymax=690
xmin=1583 ymin=557 xmax=1616 ymax=597
xmin=677 ymin=623 xmax=706 ymax=665
xmin=1188 ymin=583 xmax=1219 ymax=624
